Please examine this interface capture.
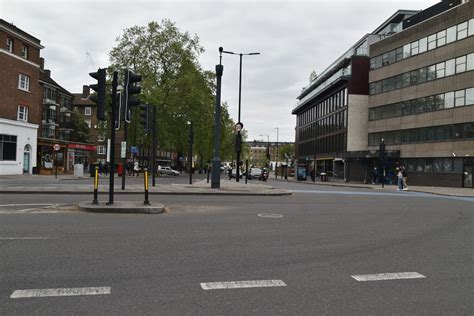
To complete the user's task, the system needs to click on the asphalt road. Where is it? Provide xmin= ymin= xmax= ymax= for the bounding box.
xmin=0 ymin=181 xmax=472 ymax=315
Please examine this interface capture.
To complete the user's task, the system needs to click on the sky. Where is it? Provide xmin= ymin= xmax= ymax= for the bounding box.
xmin=2 ymin=0 xmax=436 ymax=143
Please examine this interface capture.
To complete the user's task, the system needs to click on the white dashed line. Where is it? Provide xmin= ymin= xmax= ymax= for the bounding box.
xmin=257 ymin=213 xmax=283 ymax=218
xmin=10 ymin=287 xmax=111 ymax=298
xmin=200 ymin=280 xmax=287 ymax=290
xmin=0 ymin=237 xmax=51 ymax=240
xmin=351 ymin=272 xmax=426 ymax=282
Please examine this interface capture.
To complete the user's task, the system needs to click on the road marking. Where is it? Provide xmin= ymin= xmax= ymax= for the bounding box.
xmin=200 ymin=280 xmax=287 ymax=290
xmin=10 ymin=287 xmax=111 ymax=298
xmin=0 ymin=237 xmax=51 ymax=240
xmin=0 ymin=204 xmax=53 ymax=207
xmin=258 ymin=213 xmax=283 ymax=218
xmin=351 ymin=272 xmax=426 ymax=282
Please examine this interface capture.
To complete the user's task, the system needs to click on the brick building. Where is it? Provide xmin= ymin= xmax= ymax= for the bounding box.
xmin=0 ymin=19 xmax=42 ymax=174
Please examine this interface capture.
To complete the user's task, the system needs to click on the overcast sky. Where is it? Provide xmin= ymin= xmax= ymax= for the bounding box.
xmin=3 ymin=0 xmax=435 ymax=142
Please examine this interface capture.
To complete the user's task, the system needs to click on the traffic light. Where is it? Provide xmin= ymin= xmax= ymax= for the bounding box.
xmin=139 ymin=103 xmax=149 ymax=134
xmin=235 ymin=133 xmax=242 ymax=153
xmin=124 ymin=70 xmax=142 ymax=122
xmin=89 ymin=68 xmax=106 ymax=121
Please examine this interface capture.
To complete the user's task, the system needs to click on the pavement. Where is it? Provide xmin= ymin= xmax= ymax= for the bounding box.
xmin=270 ymin=174 xmax=474 ymax=197
xmin=0 ymin=173 xmax=472 ymax=197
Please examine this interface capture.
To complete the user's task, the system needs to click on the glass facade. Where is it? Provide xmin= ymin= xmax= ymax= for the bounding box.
xmin=298 ymin=88 xmax=348 ymax=156
xmin=0 ymin=134 xmax=17 ymax=161
xmin=368 ymin=122 xmax=474 ymax=146
xmin=369 ymin=53 xmax=474 ymax=95
xmin=370 ymin=19 xmax=474 ymax=70
xmin=369 ymin=87 xmax=474 ymax=120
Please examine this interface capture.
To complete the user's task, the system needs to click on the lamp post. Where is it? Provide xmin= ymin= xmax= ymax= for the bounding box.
xmin=379 ymin=138 xmax=386 ymax=188
xmin=187 ymin=121 xmax=194 ymax=185
xmin=260 ymin=134 xmax=269 ymax=168
xmin=211 ymin=47 xmax=224 ymax=189
xmin=275 ymin=127 xmax=279 ymax=179
xmin=222 ymin=49 xmax=260 ymax=182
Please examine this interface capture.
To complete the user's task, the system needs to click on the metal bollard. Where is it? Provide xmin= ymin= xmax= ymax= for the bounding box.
xmin=144 ymin=168 xmax=150 ymax=205
xmin=92 ymin=166 xmax=99 ymax=204
xmin=207 ymin=166 xmax=210 ymax=183
xmin=245 ymin=159 xmax=249 ymax=184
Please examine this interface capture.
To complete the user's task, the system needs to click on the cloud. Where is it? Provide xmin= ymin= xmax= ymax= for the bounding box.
xmin=3 ymin=0 xmax=435 ymax=141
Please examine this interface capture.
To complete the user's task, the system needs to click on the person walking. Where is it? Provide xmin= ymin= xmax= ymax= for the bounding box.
xmin=104 ymin=162 xmax=109 ymax=177
xmin=401 ymin=166 xmax=408 ymax=190
xmin=133 ymin=159 xmax=139 ymax=179
xmin=396 ymin=167 xmax=403 ymax=191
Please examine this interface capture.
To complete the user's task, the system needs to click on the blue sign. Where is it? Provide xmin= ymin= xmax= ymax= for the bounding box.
xmin=130 ymin=146 xmax=139 ymax=154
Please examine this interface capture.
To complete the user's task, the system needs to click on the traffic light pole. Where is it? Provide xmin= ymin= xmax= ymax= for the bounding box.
xmin=152 ymin=105 xmax=157 ymax=187
xmin=121 ymin=116 xmax=127 ymax=190
xmin=107 ymin=71 xmax=118 ymax=205
xmin=211 ymin=48 xmax=224 ymax=189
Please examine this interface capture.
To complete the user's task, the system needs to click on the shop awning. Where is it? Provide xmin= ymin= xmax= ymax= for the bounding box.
xmin=68 ymin=143 xmax=96 ymax=151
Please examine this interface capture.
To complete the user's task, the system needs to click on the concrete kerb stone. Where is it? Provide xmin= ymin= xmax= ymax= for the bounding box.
xmin=79 ymin=201 xmax=165 ymax=214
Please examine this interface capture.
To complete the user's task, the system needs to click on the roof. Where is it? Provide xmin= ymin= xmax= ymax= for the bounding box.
xmin=39 ymin=70 xmax=73 ymax=97
xmin=72 ymin=93 xmax=94 ymax=106
xmin=0 ymin=19 xmax=44 ymax=49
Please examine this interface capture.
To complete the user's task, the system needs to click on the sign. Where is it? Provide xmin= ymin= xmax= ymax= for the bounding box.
xmin=68 ymin=144 xmax=97 ymax=151
xmin=53 ymin=144 xmax=60 ymax=151
xmin=235 ymin=122 xmax=243 ymax=132
xmin=121 ymin=141 xmax=127 ymax=158
xmin=106 ymin=139 xmax=111 ymax=163
xmin=130 ymin=146 xmax=139 ymax=155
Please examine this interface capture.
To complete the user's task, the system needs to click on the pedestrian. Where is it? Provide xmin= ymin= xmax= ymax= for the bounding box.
xmin=133 ymin=159 xmax=139 ymax=179
xmin=98 ymin=161 xmax=103 ymax=176
xmin=310 ymin=167 xmax=315 ymax=182
xmin=401 ymin=166 xmax=408 ymax=190
xmin=228 ymin=167 xmax=232 ymax=180
xmin=396 ymin=167 xmax=403 ymax=191
xmin=371 ymin=167 xmax=378 ymax=184
xmin=104 ymin=162 xmax=109 ymax=177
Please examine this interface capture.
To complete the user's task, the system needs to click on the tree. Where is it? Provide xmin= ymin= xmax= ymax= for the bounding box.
xmin=279 ymin=143 xmax=295 ymax=161
xmin=70 ymin=110 xmax=91 ymax=143
xmin=109 ymin=20 xmax=235 ymax=167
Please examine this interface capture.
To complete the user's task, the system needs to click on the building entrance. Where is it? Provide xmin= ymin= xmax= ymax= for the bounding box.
xmin=23 ymin=144 xmax=31 ymax=173
xmin=463 ymin=158 xmax=474 ymax=188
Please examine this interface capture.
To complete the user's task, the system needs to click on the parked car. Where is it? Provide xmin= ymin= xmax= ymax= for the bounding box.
xmin=247 ymin=167 xmax=262 ymax=180
xmin=158 ymin=166 xmax=180 ymax=176
xmin=230 ymin=168 xmax=243 ymax=179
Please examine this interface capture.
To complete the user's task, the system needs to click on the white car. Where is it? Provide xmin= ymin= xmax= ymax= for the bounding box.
xmin=158 ymin=166 xmax=180 ymax=176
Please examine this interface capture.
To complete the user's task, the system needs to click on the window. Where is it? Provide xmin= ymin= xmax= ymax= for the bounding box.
xmin=469 ymin=19 xmax=474 ymax=37
xmin=410 ymin=40 xmax=419 ymax=56
xmin=437 ymin=30 xmax=446 ymax=46
xmin=6 ymin=37 xmax=13 ymax=52
xmin=436 ymin=62 xmax=445 ymax=78
xmin=456 ymin=56 xmax=467 ymax=73
xmin=446 ymin=26 xmax=456 ymax=43
xmin=395 ymin=47 xmax=403 ymax=61
xmin=84 ymin=107 xmax=92 ymax=116
xmin=466 ymin=88 xmax=474 ymax=105
xmin=445 ymin=92 xmax=454 ymax=108
xmin=97 ymin=145 xmax=106 ymax=155
xmin=382 ymin=53 xmax=389 ymax=66
xmin=427 ymin=65 xmax=436 ymax=81
xmin=445 ymin=58 xmax=456 ymax=76
xmin=443 ymin=158 xmax=453 ymax=172
xmin=418 ymin=37 xmax=427 ymax=53
xmin=457 ymin=21 xmax=468 ymax=40
xmin=18 ymin=74 xmax=30 ymax=91
xmin=454 ymin=90 xmax=465 ymax=107
xmin=17 ymin=106 xmax=28 ymax=121
xmin=0 ymin=134 xmax=17 ymax=161
xmin=467 ymin=53 xmax=474 ymax=71
xmin=21 ymin=45 xmax=28 ymax=59
xmin=427 ymin=34 xmax=437 ymax=50
xmin=84 ymin=119 xmax=91 ymax=128
xmin=403 ymin=43 xmax=411 ymax=58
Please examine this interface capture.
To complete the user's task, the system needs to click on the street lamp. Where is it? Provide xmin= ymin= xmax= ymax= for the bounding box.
xmin=259 ymin=134 xmax=269 ymax=168
xmin=275 ymin=127 xmax=279 ymax=179
xmin=222 ymin=49 xmax=260 ymax=182
xmin=187 ymin=121 xmax=194 ymax=185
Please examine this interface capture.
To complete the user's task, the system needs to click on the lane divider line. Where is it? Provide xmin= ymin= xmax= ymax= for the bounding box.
xmin=351 ymin=272 xmax=426 ymax=282
xmin=200 ymin=280 xmax=287 ymax=290
xmin=0 ymin=237 xmax=51 ymax=240
xmin=10 ymin=287 xmax=111 ymax=298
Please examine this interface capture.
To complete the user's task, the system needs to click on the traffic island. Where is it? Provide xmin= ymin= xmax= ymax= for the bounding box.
xmin=78 ymin=201 xmax=165 ymax=214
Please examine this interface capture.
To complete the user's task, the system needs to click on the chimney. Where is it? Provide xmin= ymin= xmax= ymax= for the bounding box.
xmin=45 ymin=69 xmax=51 ymax=77
xmin=40 ymin=58 xmax=44 ymax=70
xmin=82 ymin=85 xmax=90 ymax=99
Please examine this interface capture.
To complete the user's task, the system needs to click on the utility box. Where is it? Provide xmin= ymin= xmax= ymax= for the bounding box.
xmin=74 ymin=164 xmax=84 ymax=178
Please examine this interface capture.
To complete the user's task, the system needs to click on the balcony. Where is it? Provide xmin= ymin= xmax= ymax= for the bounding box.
xmin=43 ymin=98 xmax=59 ymax=107
xmin=42 ymin=119 xmax=58 ymax=126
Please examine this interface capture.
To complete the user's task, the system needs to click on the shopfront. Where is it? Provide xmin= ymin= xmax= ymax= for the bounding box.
xmin=67 ymin=143 xmax=96 ymax=173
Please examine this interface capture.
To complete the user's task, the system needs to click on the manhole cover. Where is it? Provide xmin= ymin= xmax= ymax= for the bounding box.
xmin=257 ymin=213 xmax=283 ymax=218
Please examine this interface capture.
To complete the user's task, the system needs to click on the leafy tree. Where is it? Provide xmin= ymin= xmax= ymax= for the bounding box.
xmin=279 ymin=143 xmax=295 ymax=161
xmin=109 ymin=20 xmax=235 ymax=167
xmin=70 ymin=110 xmax=91 ymax=143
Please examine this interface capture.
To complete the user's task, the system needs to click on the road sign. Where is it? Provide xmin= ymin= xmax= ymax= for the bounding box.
xmin=53 ymin=144 xmax=60 ymax=151
xmin=121 ymin=141 xmax=126 ymax=158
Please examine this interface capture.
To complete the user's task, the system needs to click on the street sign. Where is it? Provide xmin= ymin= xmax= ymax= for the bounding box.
xmin=106 ymin=139 xmax=111 ymax=163
xmin=235 ymin=122 xmax=243 ymax=132
xmin=121 ymin=141 xmax=126 ymax=158
xmin=53 ymin=144 xmax=60 ymax=151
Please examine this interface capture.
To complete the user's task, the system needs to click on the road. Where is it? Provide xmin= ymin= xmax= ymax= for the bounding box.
xmin=0 ymin=179 xmax=472 ymax=315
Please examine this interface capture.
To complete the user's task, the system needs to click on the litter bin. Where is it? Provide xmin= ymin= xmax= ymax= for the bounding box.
xmin=320 ymin=172 xmax=327 ymax=182
xmin=117 ymin=163 xmax=123 ymax=177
